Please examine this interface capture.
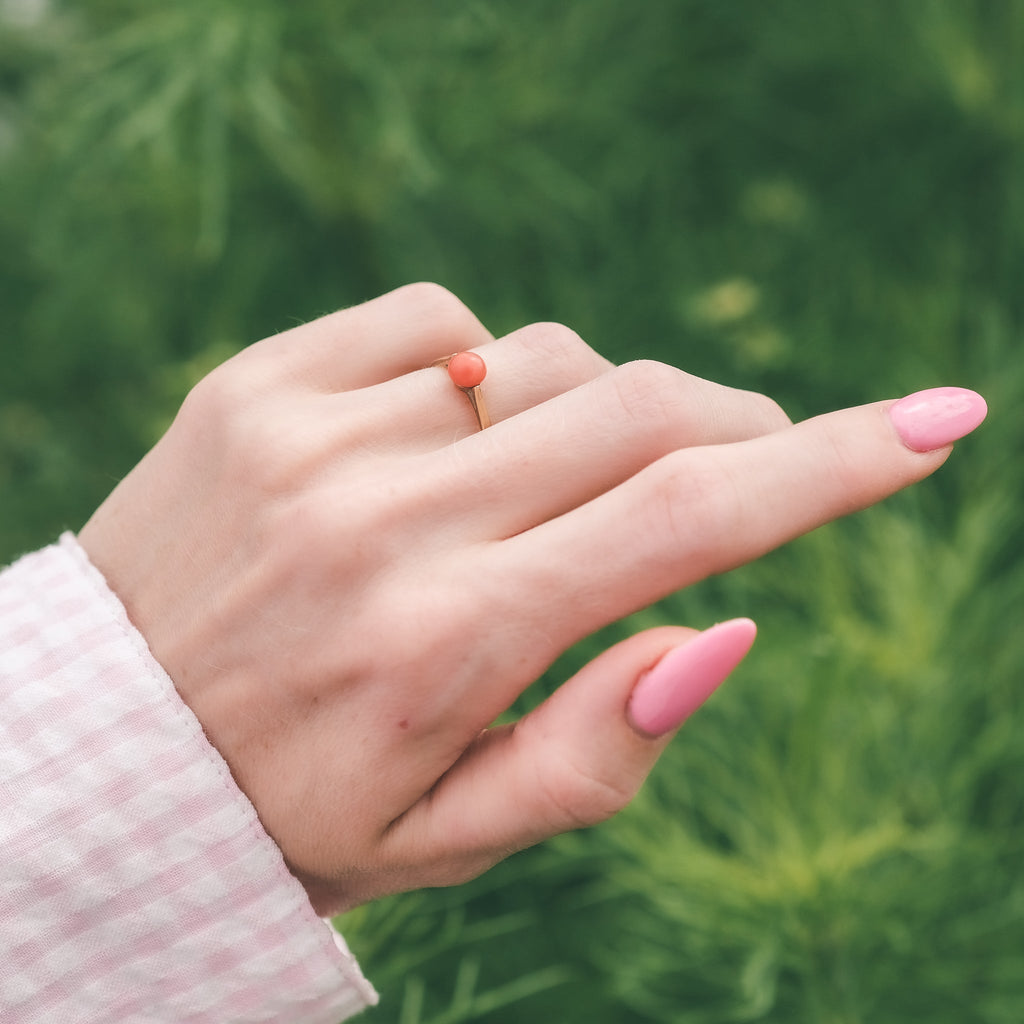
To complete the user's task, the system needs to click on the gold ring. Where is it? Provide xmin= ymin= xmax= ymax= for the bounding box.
xmin=433 ymin=351 xmax=491 ymax=430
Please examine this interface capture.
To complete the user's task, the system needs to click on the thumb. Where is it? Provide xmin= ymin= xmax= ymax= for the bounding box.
xmin=384 ymin=621 xmax=756 ymax=887
xmin=511 ymin=619 xmax=758 ymax=829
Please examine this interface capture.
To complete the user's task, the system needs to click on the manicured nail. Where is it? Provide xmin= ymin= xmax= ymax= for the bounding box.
xmin=889 ymin=387 xmax=987 ymax=453
xmin=628 ymin=619 xmax=757 ymax=738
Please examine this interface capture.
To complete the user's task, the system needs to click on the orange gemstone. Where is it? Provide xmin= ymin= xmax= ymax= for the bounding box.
xmin=447 ymin=351 xmax=486 ymax=389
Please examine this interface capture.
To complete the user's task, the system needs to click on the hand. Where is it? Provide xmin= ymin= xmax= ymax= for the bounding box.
xmin=78 ymin=283 xmax=986 ymax=914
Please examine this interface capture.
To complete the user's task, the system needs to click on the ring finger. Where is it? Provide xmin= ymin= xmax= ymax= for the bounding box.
xmin=319 ymin=320 xmax=615 ymax=452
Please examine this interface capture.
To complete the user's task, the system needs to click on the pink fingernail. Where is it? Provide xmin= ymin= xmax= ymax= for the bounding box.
xmin=628 ymin=619 xmax=757 ymax=738
xmin=889 ymin=387 xmax=987 ymax=452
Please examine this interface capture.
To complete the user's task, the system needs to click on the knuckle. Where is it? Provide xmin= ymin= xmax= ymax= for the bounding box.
xmin=747 ymin=390 xmax=793 ymax=432
xmin=819 ymin=424 xmax=874 ymax=495
xmin=178 ymin=365 xmax=257 ymax=445
xmin=610 ymin=359 xmax=688 ymax=431
xmin=515 ymin=321 xmax=592 ymax=363
xmin=512 ymin=321 xmax=613 ymax=386
xmin=645 ymin=451 xmax=742 ymax=567
xmin=538 ymin=748 xmax=638 ymax=829
xmin=608 ymin=363 xmax=793 ymax=443
xmin=397 ymin=280 xmax=461 ymax=310
xmin=396 ymin=281 xmax=485 ymax=343
xmin=180 ymin=366 xmax=300 ymax=493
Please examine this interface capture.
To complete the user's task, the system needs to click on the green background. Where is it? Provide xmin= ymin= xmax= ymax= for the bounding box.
xmin=2 ymin=2 xmax=1023 ymax=1021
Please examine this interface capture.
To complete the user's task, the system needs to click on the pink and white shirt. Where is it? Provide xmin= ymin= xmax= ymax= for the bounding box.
xmin=0 ymin=535 xmax=377 ymax=1022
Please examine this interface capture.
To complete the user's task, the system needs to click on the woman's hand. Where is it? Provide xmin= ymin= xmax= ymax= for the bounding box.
xmin=77 ymin=283 xmax=986 ymax=914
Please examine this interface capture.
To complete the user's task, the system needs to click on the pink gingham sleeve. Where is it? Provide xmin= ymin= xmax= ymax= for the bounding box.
xmin=0 ymin=534 xmax=378 ymax=1023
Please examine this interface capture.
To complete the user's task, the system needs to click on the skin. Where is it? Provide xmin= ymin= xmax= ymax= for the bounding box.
xmin=78 ymin=283 xmax=962 ymax=915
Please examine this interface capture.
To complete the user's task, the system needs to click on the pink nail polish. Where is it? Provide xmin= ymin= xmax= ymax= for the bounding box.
xmin=628 ymin=619 xmax=757 ymax=738
xmin=889 ymin=387 xmax=987 ymax=452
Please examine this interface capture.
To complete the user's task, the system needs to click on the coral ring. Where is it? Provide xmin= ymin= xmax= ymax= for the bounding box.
xmin=432 ymin=351 xmax=491 ymax=430
xmin=446 ymin=351 xmax=487 ymax=389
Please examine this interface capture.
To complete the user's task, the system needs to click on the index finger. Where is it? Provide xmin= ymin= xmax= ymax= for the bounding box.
xmin=493 ymin=387 xmax=987 ymax=645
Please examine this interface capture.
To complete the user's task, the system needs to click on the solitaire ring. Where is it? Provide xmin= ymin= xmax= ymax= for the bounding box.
xmin=432 ymin=351 xmax=491 ymax=430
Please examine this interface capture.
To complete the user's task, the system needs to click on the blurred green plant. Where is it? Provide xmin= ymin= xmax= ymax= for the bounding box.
xmin=3 ymin=0 xmax=1023 ymax=1021
xmin=589 ymin=483 xmax=1024 ymax=1023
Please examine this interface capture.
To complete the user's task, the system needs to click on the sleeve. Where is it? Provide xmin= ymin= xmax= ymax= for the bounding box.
xmin=0 ymin=534 xmax=378 ymax=1023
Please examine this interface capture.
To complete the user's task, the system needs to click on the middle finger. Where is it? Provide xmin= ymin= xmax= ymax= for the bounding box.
xmin=421 ymin=358 xmax=792 ymax=540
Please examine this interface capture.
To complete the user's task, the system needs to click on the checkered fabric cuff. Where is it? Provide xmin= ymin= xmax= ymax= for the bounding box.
xmin=0 ymin=535 xmax=377 ymax=1023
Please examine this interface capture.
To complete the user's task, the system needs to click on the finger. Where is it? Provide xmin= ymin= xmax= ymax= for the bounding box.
xmin=490 ymin=389 xmax=987 ymax=647
xmin=249 ymin=282 xmax=495 ymax=391
xmin=315 ymin=320 xmax=616 ymax=451
xmin=415 ymin=359 xmax=792 ymax=533
xmin=421 ymin=321 xmax=615 ymax=437
xmin=379 ymin=623 xmax=755 ymax=885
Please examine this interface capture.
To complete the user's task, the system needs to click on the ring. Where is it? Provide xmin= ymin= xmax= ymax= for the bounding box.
xmin=432 ymin=351 xmax=491 ymax=430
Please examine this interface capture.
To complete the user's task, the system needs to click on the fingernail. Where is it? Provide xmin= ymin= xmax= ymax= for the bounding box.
xmin=628 ymin=619 xmax=757 ymax=738
xmin=889 ymin=387 xmax=987 ymax=453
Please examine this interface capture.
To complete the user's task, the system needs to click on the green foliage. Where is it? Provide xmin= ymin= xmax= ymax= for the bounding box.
xmin=591 ymin=488 xmax=1024 ymax=1023
xmin=3 ymin=1 xmax=1023 ymax=1021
